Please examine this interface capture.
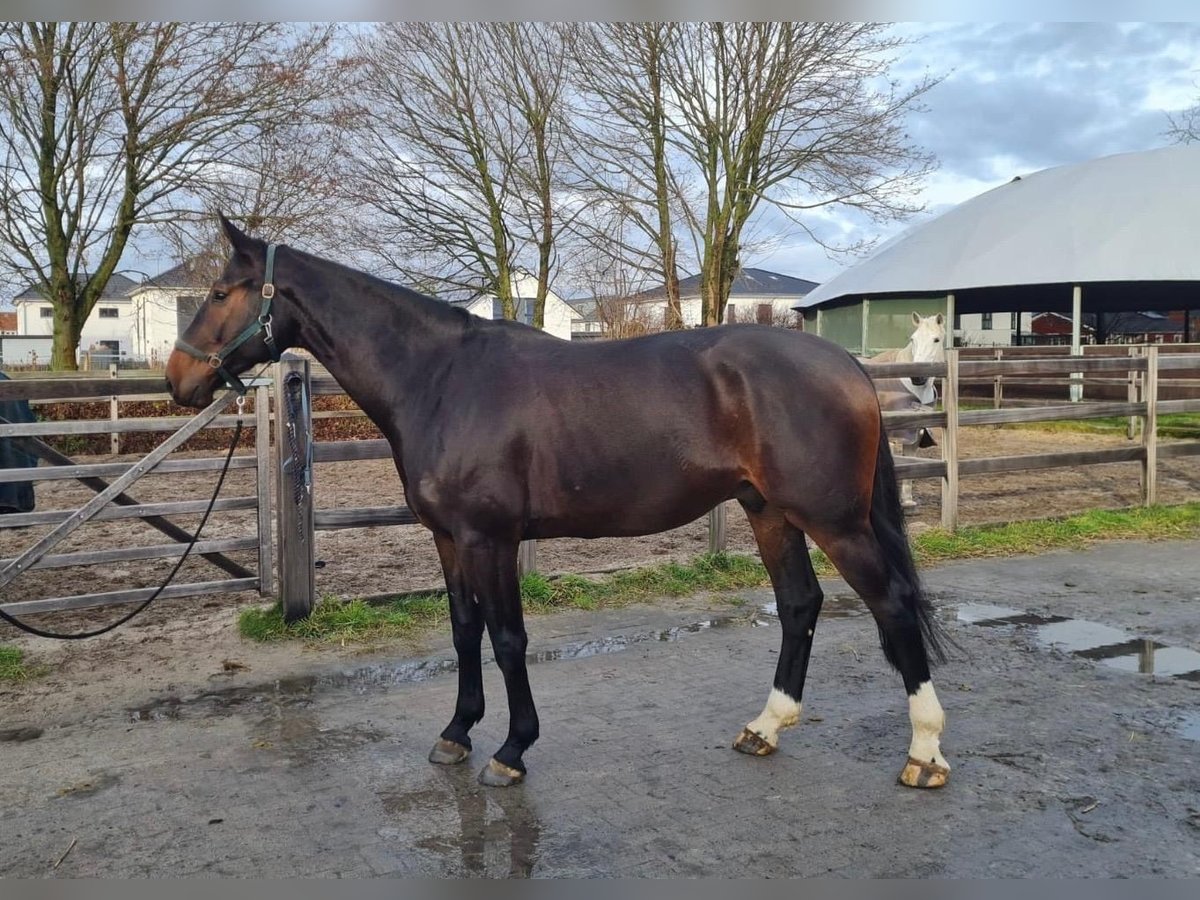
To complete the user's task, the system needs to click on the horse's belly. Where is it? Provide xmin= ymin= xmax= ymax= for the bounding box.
xmin=525 ymin=477 xmax=731 ymax=540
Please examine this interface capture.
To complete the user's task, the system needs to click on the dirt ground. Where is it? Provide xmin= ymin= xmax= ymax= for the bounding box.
xmin=2 ymin=425 xmax=1199 ymax=726
xmin=2 ymin=542 xmax=1199 ymax=876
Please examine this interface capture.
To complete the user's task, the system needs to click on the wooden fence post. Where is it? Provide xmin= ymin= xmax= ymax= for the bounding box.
xmin=1142 ymin=345 xmax=1158 ymax=507
xmin=275 ymin=354 xmax=315 ymax=620
xmin=109 ymin=363 xmax=120 ymax=455
xmin=940 ymin=349 xmax=960 ymax=531
xmin=255 ymin=381 xmax=275 ymax=598
xmin=1127 ymin=346 xmax=1142 ymax=441
xmin=517 ymin=540 xmax=537 ymax=579
xmin=708 ymin=504 xmax=727 ymax=554
xmin=992 ymin=348 xmax=1003 ymax=412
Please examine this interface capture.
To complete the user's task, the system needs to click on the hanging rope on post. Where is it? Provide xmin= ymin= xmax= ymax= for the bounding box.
xmin=282 ymin=369 xmax=312 ymax=540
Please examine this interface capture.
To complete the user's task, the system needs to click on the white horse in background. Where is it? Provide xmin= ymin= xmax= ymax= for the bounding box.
xmin=865 ymin=313 xmax=946 ymax=509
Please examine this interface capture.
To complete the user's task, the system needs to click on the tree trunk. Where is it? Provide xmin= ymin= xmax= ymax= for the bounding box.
xmin=51 ymin=304 xmax=82 ymax=370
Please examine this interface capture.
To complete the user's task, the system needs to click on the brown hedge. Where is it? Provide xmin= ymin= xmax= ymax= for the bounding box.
xmin=32 ymin=394 xmax=382 ymax=457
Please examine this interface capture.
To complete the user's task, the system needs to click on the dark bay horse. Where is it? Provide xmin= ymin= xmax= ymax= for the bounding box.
xmin=167 ymin=217 xmax=950 ymax=789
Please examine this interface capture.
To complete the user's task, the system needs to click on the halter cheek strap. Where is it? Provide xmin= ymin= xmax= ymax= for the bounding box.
xmin=174 ymin=243 xmax=283 ymax=395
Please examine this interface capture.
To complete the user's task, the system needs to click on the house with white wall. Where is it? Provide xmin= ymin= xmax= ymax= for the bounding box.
xmin=126 ymin=259 xmax=211 ymax=366
xmin=12 ymin=273 xmax=138 ymax=363
xmin=630 ymin=268 xmax=817 ymax=328
xmin=451 ymin=271 xmax=575 ymax=341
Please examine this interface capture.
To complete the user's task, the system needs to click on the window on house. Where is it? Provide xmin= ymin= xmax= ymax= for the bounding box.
xmin=981 ymin=312 xmax=993 ymax=330
xmin=40 ymin=307 xmax=53 ymax=318
xmin=98 ymin=307 xmax=119 ymax=318
xmin=756 ymin=303 xmax=772 ymax=325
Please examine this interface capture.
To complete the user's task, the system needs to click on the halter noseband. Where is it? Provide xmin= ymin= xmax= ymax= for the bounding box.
xmin=174 ymin=243 xmax=282 ymax=394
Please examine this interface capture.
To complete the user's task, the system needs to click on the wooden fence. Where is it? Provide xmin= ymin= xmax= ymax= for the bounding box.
xmin=4 ymin=346 xmax=1200 ymax=623
xmin=872 ymin=346 xmax=1200 ymax=529
xmin=0 ymin=374 xmax=273 ymax=619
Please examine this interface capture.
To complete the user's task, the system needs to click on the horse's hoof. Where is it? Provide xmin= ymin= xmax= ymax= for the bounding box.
xmin=428 ymin=739 xmax=470 ymax=766
xmin=898 ymin=755 xmax=950 ymax=789
xmin=478 ymin=757 xmax=525 ymax=787
xmin=732 ymin=727 xmax=776 ymax=757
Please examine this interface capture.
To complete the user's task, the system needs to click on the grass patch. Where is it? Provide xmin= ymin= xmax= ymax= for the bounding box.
xmin=911 ymin=503 xmax=1200 ymax=564
xmin=238 ymin=505 xmax=1200 ymax=645
xmin=0 ymin=645 xmax=42 ymax=683
xmin=987 ymin=410 xmax=1200 ymax=439
xmin=238 ymin=593 xmax=447 ymax=645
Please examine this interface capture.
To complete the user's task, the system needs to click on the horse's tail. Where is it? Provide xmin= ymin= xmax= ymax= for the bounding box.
xmin=868 ymin=411 xmax=947 ymax=665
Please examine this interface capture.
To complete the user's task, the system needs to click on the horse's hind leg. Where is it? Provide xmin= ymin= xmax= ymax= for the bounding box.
xmin=806 ymin=523 xmax=950 ymax=788
xmin=732 ymin=498 xmax=823 ymax=756
xmin=428 ymin=533 xmax=486 ymax=766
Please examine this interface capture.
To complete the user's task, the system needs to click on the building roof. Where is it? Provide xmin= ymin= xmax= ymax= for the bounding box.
xmin=14 ymin=272 xmax=137 ymax=302
xmin=797 ymin=145 xmax=1200 ymax=314
xmin=130 ymin=258 xmax=213 ymax=292
xmin=637 ymin=267 xmax=818 ymax=301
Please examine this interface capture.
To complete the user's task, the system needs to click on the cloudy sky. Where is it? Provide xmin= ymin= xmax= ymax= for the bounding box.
xmin=753 ymin=21 xmax=1200 ymax=285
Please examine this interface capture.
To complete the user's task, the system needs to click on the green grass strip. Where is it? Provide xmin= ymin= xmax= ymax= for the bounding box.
xmin=237 ymin=552 xmax=770 ymax=645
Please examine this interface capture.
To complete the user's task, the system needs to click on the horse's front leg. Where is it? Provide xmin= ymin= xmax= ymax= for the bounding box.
xmin=895 ymin=438 xmax=918 ymax=509
xmin=428 ymin=533 xmax=486 ymax=766
xmin=457 ymin=531 xmax=538 ymax=787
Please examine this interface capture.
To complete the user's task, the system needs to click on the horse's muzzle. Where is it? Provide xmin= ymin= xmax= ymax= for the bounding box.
xmin=910 ymin=376 xmax=928 ymax=387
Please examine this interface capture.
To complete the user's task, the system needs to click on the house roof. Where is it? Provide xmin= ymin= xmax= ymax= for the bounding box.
xmin=635 ymin=267 xmax=818 ymax=301
xmin=797 ymin=145 xmax=1200 ymax=312
xmin=14 ymin=272 xmax=137 ymax=302
xmin=129 ymin=258 xmax=213 ymax=292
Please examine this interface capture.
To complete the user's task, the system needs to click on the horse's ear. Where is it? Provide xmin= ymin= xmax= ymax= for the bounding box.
xmin=935 ymin=313 xmax=945 ymax=326
xmin=218 ymin=213 xmax=252 ymax=252
xmin=911 ymin=311 xmax=921 ymax=326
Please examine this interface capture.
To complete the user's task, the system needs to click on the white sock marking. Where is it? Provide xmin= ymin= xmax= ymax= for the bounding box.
xmin=745 ymin=687 xmax=801 ymax=747
xmin=907 ymin=681 xmax=948 ymax=769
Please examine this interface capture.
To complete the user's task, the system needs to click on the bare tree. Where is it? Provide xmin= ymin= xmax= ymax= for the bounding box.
xmin=568 ymin=23 xmax=690 ymax=329
xmin=1167 ymin=98 xmax=1200 ymax=143
xmin=347 ymin=23 xmax=572 ymax=327
xmin=566 ymin=23 xmax=937 ymax=328
xmin=154 ymin=112 xmax=358 ymax=287
xmin=0 ymin=23 xmax=335 ymax=369
xmin=668 ymin=23 xmax=937 ymax=325
xmin=559 ymin=227 xmax=661 ymax=339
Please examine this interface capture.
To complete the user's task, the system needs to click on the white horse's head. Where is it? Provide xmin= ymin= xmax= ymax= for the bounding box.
xmin=908 ymin=312 xmax=946 ymax=364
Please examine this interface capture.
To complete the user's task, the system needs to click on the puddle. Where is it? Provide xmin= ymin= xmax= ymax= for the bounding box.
xmin=957 ymin=603 xmax=1200 ymax=680
xmin=379 ymin=773 xmax=542 ymax=877
xmin=1177 ymin=712 xmax=1200 ymax=741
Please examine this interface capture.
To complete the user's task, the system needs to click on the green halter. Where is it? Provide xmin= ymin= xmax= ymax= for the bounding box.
xmin=175 ymin=243 xmax=282 ymax=394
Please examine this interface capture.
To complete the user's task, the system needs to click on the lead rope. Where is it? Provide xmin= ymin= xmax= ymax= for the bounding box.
xmin=0 ymin=393 xmax=250 ymax=641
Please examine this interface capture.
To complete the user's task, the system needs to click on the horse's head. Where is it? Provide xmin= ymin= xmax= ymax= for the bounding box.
xmin=907 ymin=312 xmax=945 ymax=386
xmin=166 ymin=216 xmax=294 ymax=408
xmin=908 ymin=312 xmax=946 ymax=364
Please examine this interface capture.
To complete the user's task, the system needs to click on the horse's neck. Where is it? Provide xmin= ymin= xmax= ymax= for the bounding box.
xmin=288 ymin=253 xmax=464 ymax=428
xmin=895 ymin=343 xmax=914 ymax=364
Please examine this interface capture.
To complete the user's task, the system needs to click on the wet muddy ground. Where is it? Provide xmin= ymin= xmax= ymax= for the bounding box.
xmin=2 ymin=540 xmax=1198 ymax=877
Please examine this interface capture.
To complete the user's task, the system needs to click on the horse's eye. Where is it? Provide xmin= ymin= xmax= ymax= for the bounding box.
xmin=212 ymin=290 xmax=228 ymax=303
